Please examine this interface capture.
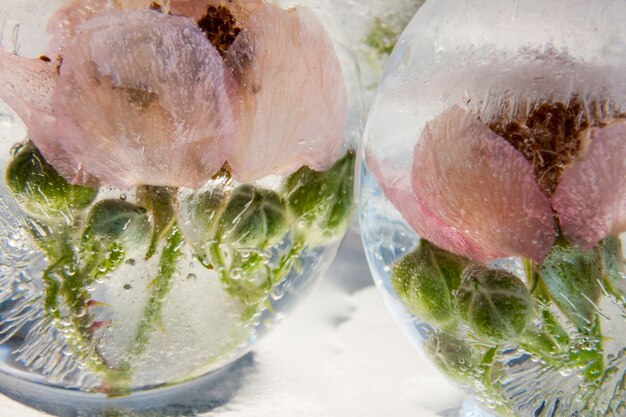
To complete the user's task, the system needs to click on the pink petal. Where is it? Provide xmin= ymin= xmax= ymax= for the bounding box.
xmin=54 ymin=10 xmax=236 ymax=189
xmin=46 ymin=0 xmax=159 ymax=56
xmin=170 ymin=0 xmax=262 ymax=23
xmin=0 ymin=50 xmax=80 ymax=179
xmin=224 ymin=4 xmax=348 ymax=182
xmin=0 ymin=50 xmax=55 ymax=128
xmin=369 ymin=106 xmax=555 ymax=264
xmin=553 ymin=121 xmax=626 ymax=249
xmin=366 ymin=151 xmax=475 ymax=259
xmin=410 ymin=106 xmax=556 ymax=264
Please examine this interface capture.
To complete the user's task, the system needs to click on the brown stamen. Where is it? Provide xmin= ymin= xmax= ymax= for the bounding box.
xmin=55 ymin=55 xmax=63 ymax=75
xmin=197 ymin=6 xmax=241 ymax=56
xmin=489 ymin=98 xmax=597 ymax=195
xmin=149 ymin=2 xmax=163 ymax=13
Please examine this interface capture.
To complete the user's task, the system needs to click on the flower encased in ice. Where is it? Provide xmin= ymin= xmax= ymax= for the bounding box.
xmin=0 ymin=0 xmax=348 ymax=188
xmin=371 ymin=103 xmax=626 ymax=264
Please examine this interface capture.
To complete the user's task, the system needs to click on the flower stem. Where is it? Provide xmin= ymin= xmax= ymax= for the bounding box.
xmin=41 ymin=237 xmax=130 ymax=395
xmin=127 ymin=225 xmax=183 ymax=360
xmin=273 ymin=238 xmax=305 ymax=280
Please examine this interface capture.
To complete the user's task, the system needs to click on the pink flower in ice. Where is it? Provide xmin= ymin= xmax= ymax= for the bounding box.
xmin=0 ymin=0 xmax=347 ymax=188
xmin=370 ymin=105 xmax=626 ymax=264
xmin=553 ymin=121 xmax=626 ymax=250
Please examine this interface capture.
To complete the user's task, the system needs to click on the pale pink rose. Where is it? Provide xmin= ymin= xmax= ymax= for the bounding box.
xmin=553 ymin=121 xmax=626 ymax=250
xmin=370 ymin=106 xmax=555 ymax=264
xmin=0 ymin=1 xmax=348 ymax=188
xmin=371 ymin=106 xmax=626 ymax=263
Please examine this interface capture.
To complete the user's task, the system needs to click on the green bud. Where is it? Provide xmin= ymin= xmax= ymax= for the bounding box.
xmin=391 ymin=240 xmax=468 ymax=329
xmin=540 ymin=243 xmax=603 ymax=332
xmin=286 ymin=152 xmax=355 ymax=243
xmin=455 ymin=265 xmax=532 ymax=343
xmin=218 ymin=185 xmax=288 ymax=249
xmin=82 ymin=200 xmax=151 ymax=259
xmin=178 ymin=185 xmax=230 ymax=251
xmin=425 ymin=331 xmax=480 ymax=385
xmin=6 ymin=143 xmax=97 ymax=218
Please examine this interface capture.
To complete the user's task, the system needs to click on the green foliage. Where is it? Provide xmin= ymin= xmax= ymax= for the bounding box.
xmin=82 ymin=200 xmax=151 ymax=252
xmin=364 ymin=1 xmax=425 ymax=57
xmin=391 ymin=239 xmax=468 ymax=329
xmin=540 ymin=243 xmax=603 ymax=332
xmin=218 ymin=185 xmax=288 ymax=248
xmin=425 ymin=331 xmax=480 ymax=385
xmin=455 ymin=265 xmax=533 ymax=343
xmin=4 ymin=140 xmax=357 ymax=391
xmin=6 ymin=143 xmax=97 ymax=218
xmin=182 ymin=185 xmax=230 ymax=249
xmin=136 ymin=185 xmax=177 ymax=259
xmin=393 ymin=233 xmax=618 ymax=410
xmin=286 ymin=152 xmax=355 ymax=243
xmin=128 ymin=227 xmax=184 ymax=359
xmin=366 ymin=17 xmax=402 ymax=56
xmin=599 ymin=236 xmax=626 ymax=301
xmin=81 ymin=199 xmax=151 ymax=284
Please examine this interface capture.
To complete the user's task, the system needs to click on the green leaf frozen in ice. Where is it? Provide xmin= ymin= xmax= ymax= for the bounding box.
xmin=217 ymin=185 xmax=288 ymax=249
xmin=599 ymin=236 xmax=625 ymax=301
xmin=81 ymin=200 xmax=151 ymax=280
xmin=83 ymin=200 xmax=151 ymax=249
xmin=179 ymin=183 xmax=231 ymax=254
xmin=455 ymin=265 xmax=533 ymax=343
xmin=286 ymin=152 xmax=355 ymax=244
xmin=540 ymin=243 xmax=603 ymax=332
xmin=6 ymin=143 xmax=97 ymax=219
xmin=425 ymin=331 xmax=480 ymax=384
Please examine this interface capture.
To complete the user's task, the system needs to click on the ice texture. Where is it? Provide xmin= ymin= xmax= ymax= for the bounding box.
xmin=554 ymin=121 xmax=626 ymax=249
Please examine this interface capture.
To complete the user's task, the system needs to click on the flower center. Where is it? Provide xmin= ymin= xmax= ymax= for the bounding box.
xmin=489 ymin=99 xmax=590 ymax=195
xmin=149 ymin=2 xmax=163 ymax=13
xmin=197 ymin=6 xmax=242 ymax=57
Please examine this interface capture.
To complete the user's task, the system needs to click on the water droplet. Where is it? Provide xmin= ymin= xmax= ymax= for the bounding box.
xmin=120 ymin=193 xmax=127 ymax=201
